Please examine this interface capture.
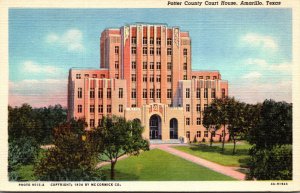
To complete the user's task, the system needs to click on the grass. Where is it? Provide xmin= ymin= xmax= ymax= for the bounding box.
xmin=102 ymin=149 xmax=236 ymax=181
xmin=173 ymin=142 xmax=251 ymax=167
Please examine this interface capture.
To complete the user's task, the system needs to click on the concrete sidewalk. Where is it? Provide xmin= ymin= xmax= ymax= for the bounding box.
xmin=152 ymin=144 xmax=246 ymax=180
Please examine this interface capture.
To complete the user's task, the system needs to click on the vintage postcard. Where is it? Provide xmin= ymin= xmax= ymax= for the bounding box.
xmin=0 ymin=0 xmax=299 ymax=191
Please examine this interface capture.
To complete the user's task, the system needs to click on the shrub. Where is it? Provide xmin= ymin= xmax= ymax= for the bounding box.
xmin=247 ymin=145 xmax=292 ymax=180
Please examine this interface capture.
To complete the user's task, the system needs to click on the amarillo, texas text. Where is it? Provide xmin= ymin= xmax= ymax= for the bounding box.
xmin=167 ymin=1 xmax=281 ymax=6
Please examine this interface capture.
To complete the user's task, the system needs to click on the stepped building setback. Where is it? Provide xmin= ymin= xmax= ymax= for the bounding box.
xmin=68 ymin=23 xmax=229 ymax=143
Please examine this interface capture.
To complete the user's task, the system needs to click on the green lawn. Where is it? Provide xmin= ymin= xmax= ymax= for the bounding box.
xmin=173 ymin=142 xmax=251 ymax=167
xmin=102 ymin=149 xmax=235 ymax=181
xmin=17 ymin=165 xmax=36 ymax=181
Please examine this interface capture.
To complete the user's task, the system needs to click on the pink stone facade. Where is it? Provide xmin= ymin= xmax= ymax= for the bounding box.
xmin=68 ymin=23 xmax=229 ymax=143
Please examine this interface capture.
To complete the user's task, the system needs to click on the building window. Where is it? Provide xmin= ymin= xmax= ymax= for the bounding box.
xmin=211 ymin=88 xmax=216 ymax=98
xmin=90 ymin=88 xmax=95 ymax=98
xmin=196 ymin=88 xmax=201 ymax=98
xmin=131 ymin=47 xmax=136 ymax=54
xmin=156 ymin=48 xmax=161 ymax=55
xmin=143 ymin=37 xmax=147 ymax=45
xmin=115 ymin=74 xmax=119 ymax=80
xmin=186 ymin=88 xmax=190 ymax=98
xmin=90 ymin=119 xmax=95 ymax=128
xmin=132 ymin=74 xmax=136 ymax=82
xmin=100 ymin=74 xmax=105 ymax=78
xmin=192 ymin=76 xmax=196 ymax=79
xmin=131 ymin=104 xmax=137 ymax=107
xmin=197 ymin=118 xmax=201 ymax=125
xmin=222 ymin=88 xmax=226 ymax=98
xmin=156 ymin=75 xmax=161 ymax=82
xmin=206 ymin=76 xmax=210 ymax=80
xmin=183 ymin=75 xmax=187 ymax=80
xmin=150 ymin=47 xmax=154 ymax=55
xmin=143 ymin=89 xmax=147 ymax=98
xmin=98 ymin=88 xmax=103 ymax=98
xmin=167 ymin=38 xmax=172 ymax=45
xmin=98 ymin=119 xmax=102 ymax=126
xmin=150 ymin=89 xmax=154 ymax=98
xmin=196 ymin=131 xmax=201 ymax=137
xmin=78 ymin=88 xmax=82 ymax=98
xmin=115 ymin=46 xmax=119 ymax=54
xmin=183 ymin=48 xmax=188 ymax=56
xmin=199 ymin=76 xmax=203 ymax=79
xmin=186 ymin=104 xmax=190 ymax=112
xmin=167 ymin=75 xmax=172 ymax=82
xmin=132 ymin=61 xmax=136 ymax=70
xmin=78 ymin=105 xmax=82 ymax=113
xmin=186 ymin=118 xmax=190 ymax=125
xmin=84 ymin=74 xmax=89 ymax=78
xmin=167 ymin=89 xmax=172 ymax=98
xmin=131 ymin=89 xmax=136 ymax=99
xmin=143 ymin=74 xmax=147 ymax=82
xmin=156 ymin=38 xmax=161 ymax=45
xmin=212 ymin=131 xmax=216 ymax=137
xmin=115 ymin=61 xmax=119 ymax=69
xmin=92 ymin=73 xmax=96 ymax=77
xmin=119 ymin=104 xmax=123 ymax=112
xmin=98 ymin=105 xmax=103 ymax=113
xmin=107 ymin=105 xmax=111 ymax=113
xmin=156 ymin=89 xmax=161 ymax=98
xmin=150 ymin=75 xmax=154 ymax=82
xmin=183 ymin=63 xmax=187 ymax=70
xmin=167 ymin=48 xmax=172 ymax=55
xmin=150 ymin=62 xmax=154 ymax=70
xmin=143 ymin=47 xmax=147 ymax=55
xmin=196 ymin=104 xmax=201 ymax=112
xmin=150 ymin=37 xmax=154 ymax=45
xmin=186 ymin=131 xmax=190 ymax=139
xmin=204 ymin=88 xmax=208 ymax=98
xmin=90 ymin=105 xmax=95 ymax=113
xmin=156 ymin=62 xmax=161 ymax=70
xmin=204 ymin=104 xmax=208 ymax=111
xmin=167 ymin=62 xmax=172 ymax=70
xmin=131 ymin=37 xmax=136 ymax=44
xmin=204 ymin=131 xmax=208 ymax=137
xmin=213 ymin=76 xmax=217 ymax=80
xmin=76 ymin=74 xmax=81 ymax=79
xmin=119 ymin=88 xmax=123 ymax=98
xmin=107 ymin=88 xmax=111 ymax=99
xmin=143 ymin=62 xmax=147 ymax=70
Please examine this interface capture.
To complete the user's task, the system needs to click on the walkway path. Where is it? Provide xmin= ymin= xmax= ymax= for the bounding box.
xmin=151 ymin=144 xmax=246 ymax=180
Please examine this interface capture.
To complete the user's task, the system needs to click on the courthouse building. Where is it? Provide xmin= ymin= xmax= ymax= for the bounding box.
xmin=68 ymin=23 xmax=229 ymax=143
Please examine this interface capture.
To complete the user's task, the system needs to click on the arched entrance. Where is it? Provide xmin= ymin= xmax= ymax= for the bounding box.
xmin=169 ymin=118 xmax=178 ymax=139
xmin=149 ymin=114 xmax=162 ymax=139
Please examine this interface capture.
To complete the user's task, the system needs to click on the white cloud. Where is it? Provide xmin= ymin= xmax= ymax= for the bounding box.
xmin=45 ymin=29 xmax=84 ymax=52
xmin=229 ymin=80 xmax=292 ymax=104
xmin=245 ymin=58 xmax=292 ymax=73
xmin=23 ymin=60 xmax=60 ymax=74
xmin=241 ymin=33 xmax=278 ymax=51
xmin=242 ymin=71 xmax=262 ymax=79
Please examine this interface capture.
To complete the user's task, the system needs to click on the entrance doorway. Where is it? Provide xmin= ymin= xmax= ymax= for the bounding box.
xmin=149 ymin=114 xmax=162 ymax=139
xmin=169 ymin=118 xmax=178 ymax=139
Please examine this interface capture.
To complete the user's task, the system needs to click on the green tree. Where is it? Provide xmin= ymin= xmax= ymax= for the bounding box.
xmin=247 ymin=145 xmax=292 ymax=180
xmin=203 ymin=104 xmax=221 ymax=147
xmin=248 ymin=100 xmax=292 ymax=149
xmin=246 ymin=99 xmax=292 ymax=180
xmin=89 ymin=116 xmax=149 ymax=180
xmin=34 ymin=119 xmax=102 ymax=181
xmin=34 ymin=104 xmax=67 ymax=144
xmin=203 ymin=97 xmax=233 ymax=152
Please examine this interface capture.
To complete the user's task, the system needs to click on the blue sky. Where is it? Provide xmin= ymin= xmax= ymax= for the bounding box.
xmin=9 ymin=8 xmax=292 ymax=107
